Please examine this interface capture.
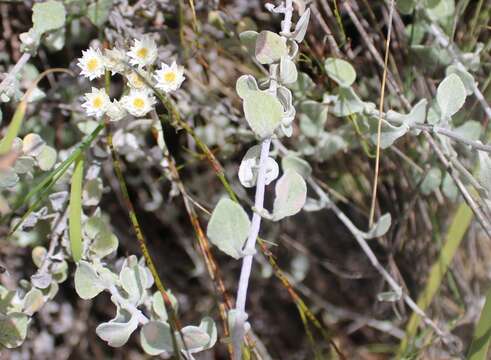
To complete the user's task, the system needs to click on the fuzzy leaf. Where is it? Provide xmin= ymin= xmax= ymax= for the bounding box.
xmin=96 ymin=309 xmax=139 ymax=347
xmin=32 ymin=0 xmax=66 ymax=35
xmin=87 ymin=0 xmax=113 ymax=27
xmin=365 ymin=213 xmax=392 ymax=239
xmin=330 ymin=87 xmax=365 ymax=117
xmin=36 ymin=145 xmax=57 ymax=171
xmin=292 ymin=8 xmax=310 ymax=42
xmin=324 ymin=58 xmax=356 ymax=87
xmin=255 ymin=31 xmax=288 ymax=64
xmin=243 ymin=91 xmax=283 ymax=138
xmin=272 ymin=170 xmax=307 ymax=221
xmin=421 ymin=168 xmax=442 ymax=195
xmin=74 ymin=261 xmax=105 ymax=299
xmin=279 ymin=56 xmax=298 ymax=84
xmin=281 ymin=154 xmax=312 ymax=178
xmin=140 ymin=320 xmax=173 ymax=356
xmin=238 ymin=145 xmax=279 ymax=188
xmin=236 ymin=75 xmax=259 ymax=99
xmin=436 ymin=73 xmax=467 ymax=118
xmin=207 ymin=198 xmax=251 ymax=259
xmin=0 ymin=312 xmax=29 ymax=348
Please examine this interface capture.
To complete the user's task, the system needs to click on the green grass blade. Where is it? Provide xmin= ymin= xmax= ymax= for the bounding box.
xmin=69 ymin=154 xmax=84 ymax=262
xmin=468 ymin=288 xmax=491 ymax=360
xmin=397 ymin=203 xmax=473 ymax=357
xmin=0 ymin=101 xmax=27 ymax=155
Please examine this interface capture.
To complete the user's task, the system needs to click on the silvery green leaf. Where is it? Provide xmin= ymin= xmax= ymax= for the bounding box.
xmin=82 ymin=178 xmax=103 ymax=206
xmin=279 ymin=56 xmax=298 ymax=84
xmin=77 ymin=120 xmax=99 ymax=135
xmin=368 ymin=118 xmax=409 ymax=149
xmin=387 ymin=99 xmax=427 ymax=135
xmin=324 ymin=58 xmax=356 ymax=87
xmin=330 ymin=87 xmax=365 ymax=117
xmin=14 ymin=156 xmax=35 ymax=174
xmin=421 ymin=168 xmax=442 ymax=195
xmin=238 ymin=145 xmax=279 ymax=188
xmin=22 ymin=133 xmax=45 ymax=157
xmin=478 ymin=151 xmax=491 ymax=194
xmin=397 ymin=0 xmax=417 ymax=14
xmin=31 ymin=246 xmax=47 ymax=268
xmin=281 ymin=154 xmax=312 ymax=178
xmin=292 ymin=8 xmax=310 ymax=42
xmin=316 ymin=132 xmax=347 ymax=160
xmin=426 ymin=0 xmax=454 ymax=21
xmin=298 ymin=100 xmax=328 ymax=138
xmin=436 ymin=73 xmax=467 ymax=118
xmin=84 ymin=216 xmax=106 ymax=240
xmin=453 ymin=120 xmax=482 ymax=142
xmin=96 ymin=309 xmax=139 ymax=347
xmin=87 ymin=0 xmax=113 ymax=27
xmin=140 ymin=320 xmax=173 ymax=356
xmin=0 ymin=312 xmax=29 ymax=348
xmin=32 ymin=0 xmax=66 ymax=35
xmin=442 ymin=172 xmax=458 ymax=201
xmin=303 ymin=197 xmax=329 ymax=212
xmin=36 ymin=145 xmax=57 ymax=171
xmin=243 ymin=91 xmax=283 ymax=138
xmin=43 ymin=28 xmax=65 ymax=52
xmin=236 ymin=75 xmax=259 ymax=99
xmin=31 ymin=272 xmax=52 ymax=289
xmin=90 ymin=230 xmax=118 ymax=259
xmin=364 ymin=213 xmax=392 ymax=239
xmin=239 ymin=30 xmax=259 ymax=56
xmin=281 ymin=123 xmax=293 ymax=137
xmin=22 ymin=288 xmax=45 ymax=316
xmin=74 ymin=261 xmax=105 ymax=299
xmin=377 ymin=290 xmax=402 ymax=302
xmin=151 ymin=292 xmax=168 ymax=321
xmin=179 ymin=326 xmax=211 ymax=353
xmin=410 ymin=45 xmax=452 ymax=69
xmin=0 ymin=168 xmax=19 ymax=189
xmin=120 ymin=263 xmax=151 ymax=305
xmin=52 ymin=260 xmax=68 ymax=283
xmin=206 ymin=198 xmax=251 ymax=259
xmin=198 ymin=317 xmax=217 ymax=350
xmin=276 ymin=86 xmax=294 ymax=114
xmin=272 ymin=170 xmax=307 ymax=221
xmin=446 ymin=64 xmax=475 ymax=96
xmin=427 ymin=103 xmax=442 ymax=125
xmin=255 ymin=31 xmax=288 ymax=64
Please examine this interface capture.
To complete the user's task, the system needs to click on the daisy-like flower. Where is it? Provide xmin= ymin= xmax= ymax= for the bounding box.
xmin=121 ymin=89 xmax=156 ymax=117
xmin=125 ymin=70 xmax=149 ymax=90
xmin=107 ymin=99 xmax=127 ymax=122
xmin=77 ymin=48 xmax=105 ymax=80
xmin=82 ymin=87 xmax=110 ymax=118
xmin=104 ymin=48 xmax=127 ymax=75
xmin=154 ymin=61 xmax=185 ymax=93
xmin=128 ymin=35 xmax=158 ymax=67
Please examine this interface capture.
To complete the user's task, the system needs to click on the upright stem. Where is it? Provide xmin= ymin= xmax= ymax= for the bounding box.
xmin=232 ymin=137 xmax=271 ymax=359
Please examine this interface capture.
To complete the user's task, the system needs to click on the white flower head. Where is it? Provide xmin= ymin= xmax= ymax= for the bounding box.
xmin=125 ymin=70 xmax=149 ymax=90
xmin=107 ymin=99 xmax=127 ymax=122
xmin=104 ymin=47 xmax=127 ymax=75
xmin=77 ymin=48 xmax=105 ymax=80
xmin=154 ymin=61 xmax=185 ymax=93
xmin=128 ymin=35 xmax=158 ymax=67
xmin=82 ymin=87 xmax=110 ymax=118
xmin=121 ymin=89 xmax=156 ymax=117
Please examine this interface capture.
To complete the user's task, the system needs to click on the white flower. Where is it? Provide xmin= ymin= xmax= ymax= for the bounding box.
xmin=77 ymin=48 xmax=105 ymax=80
xmin=128 ymin=35 xmax=158 ymax=67
xmin=121 ymin=89 xmax=156 ymax=117
xmin=154 ymin=61 xmax=185 ymax=92
xmin=107 ymin=99 xmax=127 ymax=122
xmin=104 ymin=48 xmax=127 ymax=75
xmin=82 ymin=87 xmax=110 ymax=118
xmin=125 ymin=71 xmax=149 ymax=90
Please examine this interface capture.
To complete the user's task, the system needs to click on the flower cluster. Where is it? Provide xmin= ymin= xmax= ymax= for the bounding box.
xmin=77 ymin=35 xmax=185 ymax=121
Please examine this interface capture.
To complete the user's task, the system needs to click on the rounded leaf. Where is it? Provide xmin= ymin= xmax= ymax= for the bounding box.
xmin=32 ymin=0 xmax=66 ymax=35
xmin=74 ymin=261 xmax=105 ymax=299
xmin=243 ymin=91 xmax=283 ymax=138
xmin=255 ymin=31 xmax=288 ymax=64
xmin=436 ymin=73 xmax=467 ymax=118
xmin=140 ymin=320 xmax=173 ymax=356
xmin=324 ymin=58 xmax=356 ymax=87
xmin=272 ymin=170 xmax=307 ymax=221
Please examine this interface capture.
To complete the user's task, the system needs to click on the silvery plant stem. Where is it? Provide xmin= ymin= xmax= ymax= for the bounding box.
xmin=233 ymin=137 xmax=272 ymax=360
xmin=0 ymin=53 xmax=31 ymax=93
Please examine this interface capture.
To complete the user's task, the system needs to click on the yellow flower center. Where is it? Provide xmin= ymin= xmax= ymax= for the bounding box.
xmin=130 ymin=74 xmax=144 ymax=88
xmin=163 ymin=71 xmax=176 ymax=83
xmin=137 ymin=48 xmax=148 ymax=59
xmin=87 ymin=58 xmax=99 ymax=72
xmin=92 ymin=96 xmax=103 ymax=109
xmin=133 ymin=98 xmax=145 ymax=109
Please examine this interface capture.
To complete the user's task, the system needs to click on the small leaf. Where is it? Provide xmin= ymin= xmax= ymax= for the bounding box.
xmin=69 ymin=154 xmax=84 ymax=262
xmin=206 ymin=198 xmax=251 ymax=259
xmin=421 ymin=168 xmax=442 ymax=195
xmin=298 ymin=100 xmax=328 ymax=138
xmin=238 ymin=145 xmax=279 ymax=188
xmin=279 ymin=56 xmax=298 ymax=84
xmin=281 ymin=154 xmax=312 ymax=178
xmin=22 ymin=288 xmax=45 ymax=316
xmin=272 ymin=170 xmax=307 ymax=221
xmin=96 ymin=309 xmax=139 ymax=347
xmin=236 ymin=75 xmax=259 ymax=99
xmin=32 ymin=0 xmax=66 ymax=35
xmin=74 ymin=261 xmax=105 ymax=299
xmin=368 ymin=118 xmax=409 ymax=149
xmin=324 ymin=58 xmax=356 ymax=87
xmin=365 ymin=213 xmax=392 ymax=239
xmin=0 ymin=168 xmax=19 ymax=189
xmin=82 ymin=177 xmax=103 ymax=206
xmin=87 ymin=0 xmax=113 ymax=27
xmin=377 ymin=290 xmax=402 ymax=302
xmin=120 ymin=263 xmax=150 ymax=305
xmin=255 ymin=30 xmax=288 ymax=64
xmin=13 ymin=156 xmax=35 ymax=174
xmin=446 ymin=64 xmax=475 ymax=96
xmin=0 ymin=312 xmax=29 ymax=348
xmin=140 ymin=320 xmax=173 ymax=356
xmin=90 ymin=230 xmax=118 ymax=259
xmin=292 ymin=8 xmax=310 ymax=42
xmin=36 ymin=145 xmax=57 ymax=171
xmin=330 ymin=87 xmax=365 ymax=117
xmin=239 ymin=30 xmax=259 ymax=56
xmin=243 ymin=91 xmax=283 ymax=138
xmin=179 ymin=326 xmax=211 ymax=353
xmin=22 ymin=133 xmax=45 ymax=157
xmin=436 ymin=73 xmax=467 ymax=118
xmin=453 ymin=121 xmax=482 ymax=142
